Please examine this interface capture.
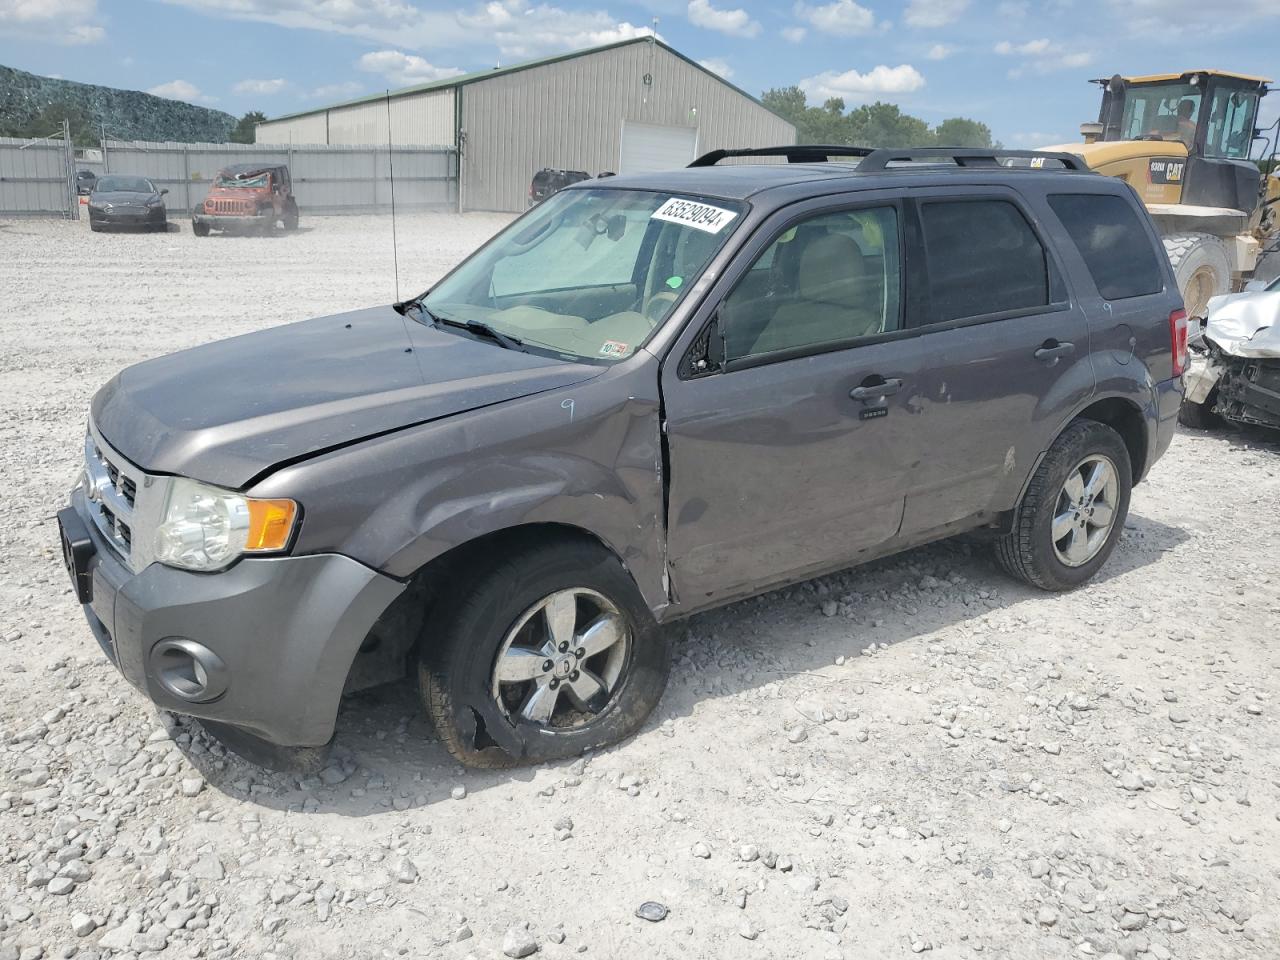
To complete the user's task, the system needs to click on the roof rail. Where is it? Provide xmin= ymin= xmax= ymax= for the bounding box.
xmin=688 ymin=145 xmax=874 ymax=167
xmin=856 ymin=147 xmax=1086 ymax=172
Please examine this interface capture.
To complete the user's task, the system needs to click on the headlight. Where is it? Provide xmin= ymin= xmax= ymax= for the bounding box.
xmin=147 ymin=196 xmax=163 ymax=206
xmin=154 ymin=477 xmax=298 ymax=572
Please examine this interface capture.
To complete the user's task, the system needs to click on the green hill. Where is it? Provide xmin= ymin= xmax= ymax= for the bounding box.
xmin=0 ymin=63 xmax=236 ymax=146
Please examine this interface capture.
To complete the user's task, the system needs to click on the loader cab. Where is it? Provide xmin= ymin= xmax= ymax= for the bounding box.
xmin=1094 ymin=70 xmax=1269 ymax=213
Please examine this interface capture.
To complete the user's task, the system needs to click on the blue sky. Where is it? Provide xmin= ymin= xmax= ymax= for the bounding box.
xmin=1 ymin=0 xmax=1278 ymax=146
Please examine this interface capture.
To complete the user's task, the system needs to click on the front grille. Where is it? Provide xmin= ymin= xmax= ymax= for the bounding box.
xmin=209 ymin=199 xmax=253 ymax=214
xmin=84 ymin=432 xmax=142 ymax=562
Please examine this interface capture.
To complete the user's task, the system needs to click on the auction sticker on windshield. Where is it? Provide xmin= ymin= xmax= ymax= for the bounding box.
xmin=651 ymin=197 xmax=738 ymax=234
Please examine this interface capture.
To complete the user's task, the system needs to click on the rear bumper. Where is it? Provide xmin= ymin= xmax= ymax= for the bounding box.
xmin=60 ymin=488 xmax=405 ymax=747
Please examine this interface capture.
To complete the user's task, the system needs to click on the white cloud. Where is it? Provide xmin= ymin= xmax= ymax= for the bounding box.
xmin=456 ymin=0 xmax=656 ymax=57
xmin=147 ymin=79 xmax=216 ymax=104
xmin=233 ymin=78 xmax=289 ymax=96
xmin=781 ymin=25 xmax=807 ymax=42
xmin=687 ymin=0 xmax=760 ymax=38
xmin=159 ymin=0 xmax=465 ymax=49
xmin=926 ymin=43 xmax=954 ymax=60
xmin=357 ymin=51 xmax=465 ymax=87
xmin=994 ymin=38 xmax=1092 ymax=75
xmin=159 ymin=0 xmax=654 ymax=56
xmin=904 ymin=0 xmax=968 ymax=28
xmin=0 ymin=0 xmax=104 ymax=44
xmin=307 ymin=81 xmax=364 ymax=100
xmin=794 ymin=0 xmax=876 ymax=36
xmin=800 ymin=63 xmax=926 ymax=102
xmin=697 ymin=57 xmax=733 ymax=79
xmin=1120 ymin=0 xmax=1278 ymax=34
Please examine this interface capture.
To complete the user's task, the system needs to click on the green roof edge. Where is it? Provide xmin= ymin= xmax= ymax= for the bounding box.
xmin=260 ymin=37 xmax=794 ymax=131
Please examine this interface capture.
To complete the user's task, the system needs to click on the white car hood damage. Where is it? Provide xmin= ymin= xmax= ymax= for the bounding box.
xmin=1202 ymin=291 xmax=1280 ymax=359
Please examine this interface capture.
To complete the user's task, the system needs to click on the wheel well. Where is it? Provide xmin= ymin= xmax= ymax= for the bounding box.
xmin=340 ymin=523 xmax=620 ymax=695
xmin=1073 ymin=397 xmax=1147 ymax=482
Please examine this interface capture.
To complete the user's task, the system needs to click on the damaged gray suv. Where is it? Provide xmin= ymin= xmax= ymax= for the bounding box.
xmin=57 ymin=146 xmax=1186 ymax=770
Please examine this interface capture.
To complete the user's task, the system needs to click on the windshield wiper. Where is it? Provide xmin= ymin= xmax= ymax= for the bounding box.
xmin=448 ymin=317 xmax=525 ymax=351
xmin=396 ymin=296 xmax=525 ymax=351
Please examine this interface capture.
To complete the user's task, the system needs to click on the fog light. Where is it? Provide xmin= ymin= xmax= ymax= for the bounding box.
xmin=150 ymin=638 xmax=228 ymax=703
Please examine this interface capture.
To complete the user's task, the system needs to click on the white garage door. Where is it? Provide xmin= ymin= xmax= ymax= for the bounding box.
xmin=620 ymin=121 xmax=699 ymax=174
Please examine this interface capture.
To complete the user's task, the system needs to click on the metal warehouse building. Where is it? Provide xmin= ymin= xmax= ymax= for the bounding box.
xmin=256 ymin=37 xmax=795 ymax=213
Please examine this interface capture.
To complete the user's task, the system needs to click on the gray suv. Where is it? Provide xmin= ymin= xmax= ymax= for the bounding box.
xmin=57 ymin=146 xmax=1186 ymax=770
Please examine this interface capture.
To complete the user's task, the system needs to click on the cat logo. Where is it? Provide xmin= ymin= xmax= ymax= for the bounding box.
xmin=1149 ymin=160 xmax=1185 ymax=185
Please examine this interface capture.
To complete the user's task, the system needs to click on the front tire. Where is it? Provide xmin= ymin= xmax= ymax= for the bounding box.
xmin=995 ymin=420 xmax=1132 ymax=591
xmin=1178 ymin=394 xmax=1222 ymax=430
xmin=192 ymin=221 xmax=210 ymax=237
xmin=419 ymin=537 xmax=669 ymax=768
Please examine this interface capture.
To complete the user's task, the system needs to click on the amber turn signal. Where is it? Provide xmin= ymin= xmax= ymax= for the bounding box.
xmin=245 ymin=498 xmax=299 ymax=552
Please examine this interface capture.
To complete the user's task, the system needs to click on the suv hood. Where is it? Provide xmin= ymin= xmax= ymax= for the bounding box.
xmin=92 ymin=305 xmax=602 ymax=488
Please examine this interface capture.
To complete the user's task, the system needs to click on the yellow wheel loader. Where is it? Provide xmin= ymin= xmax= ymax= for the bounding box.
xmin=1043 ymin=70 xmax=1279 ymax=317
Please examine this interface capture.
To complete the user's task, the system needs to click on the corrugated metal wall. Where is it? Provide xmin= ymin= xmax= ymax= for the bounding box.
xmin=97 ymin=140 xmax=457 ymax=215
xmin=461 ymin=43 xmax=795 ymax=212
xmin=0 ymin=136 xmax=76 ymax=217
xmin=256 ymin=89 xmax=454 ymax=147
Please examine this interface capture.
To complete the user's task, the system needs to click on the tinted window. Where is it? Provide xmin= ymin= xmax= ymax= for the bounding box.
xmin=721 ymin=206 xmax=901 ymax=362
xmin=1049 ymin=194 xmax=1164 ymax=301
xmin=920 ymin=199 xmax=1049 ymax=323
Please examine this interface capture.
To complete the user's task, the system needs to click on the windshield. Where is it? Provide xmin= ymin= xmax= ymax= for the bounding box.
xmin=1116 ymin=82 xmax=1201 ymax=146
xmin=215 ymin=172 xmax=269 ymax=188
xmin=96 ymin=176 xmax=154 ymax=193
xmin=422 ymin=188 xmax=744 ymax=362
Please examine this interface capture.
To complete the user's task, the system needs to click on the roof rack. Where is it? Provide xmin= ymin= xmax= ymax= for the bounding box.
xmin=688 ymin=145 xmax=874 ymax=166
xmin=687 ymin=145 xmax=1086 ymax=172
xmin=857 ymin=147 xmax=1086 ymax=172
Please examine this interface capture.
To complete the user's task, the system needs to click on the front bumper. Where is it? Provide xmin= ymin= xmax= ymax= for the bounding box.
xmin=59 ymin=487 xmax=405 ymax=747
xmin=192 ymin=211 xmax=270 ymax=230
xmin=90 ymin=207 xmax=167 ymax=228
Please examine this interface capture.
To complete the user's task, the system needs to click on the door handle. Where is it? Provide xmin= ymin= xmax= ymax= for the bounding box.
xmin=850 ymin=377 xmax=903 ymax=402
xmin=1034 ymin=340 xmax=1075 ymax=364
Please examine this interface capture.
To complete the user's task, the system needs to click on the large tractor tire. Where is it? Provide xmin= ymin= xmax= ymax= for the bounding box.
xmin=1163 ymin=233 xmax=1231 ymax=319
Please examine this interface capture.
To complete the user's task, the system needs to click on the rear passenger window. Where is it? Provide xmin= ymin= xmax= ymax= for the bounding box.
xmin=1048 ymin=194 xmax=1164 ymax=300
xmin=920 ymin=199 xmax=1049 ymax=323
xmin=722 ymin=206 xmax=901 ymax=362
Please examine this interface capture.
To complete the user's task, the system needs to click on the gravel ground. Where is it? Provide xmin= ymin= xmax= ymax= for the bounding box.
xmin=1 ymin=213 xmax=1279 ymax=960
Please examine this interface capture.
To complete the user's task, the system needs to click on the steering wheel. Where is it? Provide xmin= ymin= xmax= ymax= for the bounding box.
xmin=643 ymin=291 xmax=679 ymax=324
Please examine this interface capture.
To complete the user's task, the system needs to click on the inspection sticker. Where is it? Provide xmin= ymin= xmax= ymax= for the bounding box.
xmin=599 ymin=339 xmax=631 ymax=358
xmin=651 ymin=197 xmax=738 ymax=234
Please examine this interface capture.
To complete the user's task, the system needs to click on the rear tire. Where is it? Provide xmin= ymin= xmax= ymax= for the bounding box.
xmin=995 ymin=420 xmax=1132 ymax=591
xmin=1163 ymin=233 xmax=1231 ymax=318
xmin=283 ymin=199 xmax=299 ymax=231
xmin=418 ymin=537 xmax=669 ymax=769
xmin=1178 ymin=394 xmax=1222 ymax=430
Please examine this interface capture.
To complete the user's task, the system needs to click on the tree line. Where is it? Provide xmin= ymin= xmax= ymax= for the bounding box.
xmin=762 ymin=86 xmax=996 ymax=149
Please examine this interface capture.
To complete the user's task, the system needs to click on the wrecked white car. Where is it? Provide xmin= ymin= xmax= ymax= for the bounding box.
xmin=1181 ymin=278 xmax=1280 ymax=431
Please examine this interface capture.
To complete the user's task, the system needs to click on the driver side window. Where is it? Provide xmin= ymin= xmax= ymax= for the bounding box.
xmin=721 ymin=206 xmax=902 ymax=363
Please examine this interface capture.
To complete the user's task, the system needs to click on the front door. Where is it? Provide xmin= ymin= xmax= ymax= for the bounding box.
xmin=661 ymin=198 xmax=925 ymax=605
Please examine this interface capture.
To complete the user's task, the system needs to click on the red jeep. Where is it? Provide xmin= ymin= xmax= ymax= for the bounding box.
xmin=192 ymin=163 xmax=299 ymax=236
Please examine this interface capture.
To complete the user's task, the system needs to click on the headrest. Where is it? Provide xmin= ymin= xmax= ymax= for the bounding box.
xmin=795 ymin=233 xmax=866 ymax=303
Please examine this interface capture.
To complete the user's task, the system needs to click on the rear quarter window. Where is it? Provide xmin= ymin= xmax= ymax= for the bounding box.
xmin=1048 ymin=193 xmax=1165 ymax=300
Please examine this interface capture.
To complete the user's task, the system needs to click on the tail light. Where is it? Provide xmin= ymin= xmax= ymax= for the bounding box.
xmin=1169 ymin=308 xmax=1188 ymax=376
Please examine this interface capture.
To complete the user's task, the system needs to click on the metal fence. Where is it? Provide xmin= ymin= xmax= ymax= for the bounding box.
xmin=0 ymin=138 xmax=458 ymax=218
xmin=0 ymin=132 xmax=78 ymax=218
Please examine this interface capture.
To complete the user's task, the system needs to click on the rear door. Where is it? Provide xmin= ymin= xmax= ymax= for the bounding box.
xmin=896 ymin=186 xmax=1095 ymax=536
xmin=660 ymin=193 xmax=927 ymax=604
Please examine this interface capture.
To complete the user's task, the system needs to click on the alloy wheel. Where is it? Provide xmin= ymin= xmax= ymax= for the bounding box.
xmin=1051 ymin=454 xmax=1119 ymax=567
xmin=491 ymin=588 xmax=630 ymax=729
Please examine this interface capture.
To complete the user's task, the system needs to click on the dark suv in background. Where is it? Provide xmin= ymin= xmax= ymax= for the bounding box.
xmin=58 ymin=146 xmax=1185 ymax=770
